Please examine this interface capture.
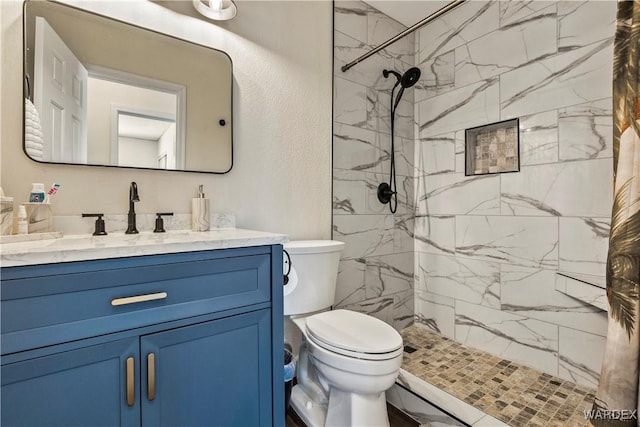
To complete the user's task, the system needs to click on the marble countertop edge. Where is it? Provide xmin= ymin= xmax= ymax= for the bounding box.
xmin=0 ymin=228 xmax=288 ymax=267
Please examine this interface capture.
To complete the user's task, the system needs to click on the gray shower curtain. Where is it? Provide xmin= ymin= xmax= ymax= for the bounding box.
xmin=591 ymin=1 xmax=640 ymax=426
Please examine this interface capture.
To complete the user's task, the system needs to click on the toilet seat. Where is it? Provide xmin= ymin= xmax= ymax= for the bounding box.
xmin=305 ymin=310 xmax=403 ymax=361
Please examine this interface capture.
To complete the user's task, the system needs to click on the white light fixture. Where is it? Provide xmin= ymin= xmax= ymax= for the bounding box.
xmin=192 ymin=0 xmax=237 ymax=21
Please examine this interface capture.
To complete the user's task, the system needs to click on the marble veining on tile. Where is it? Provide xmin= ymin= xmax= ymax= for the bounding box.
xmin=333 ymin=123 xmax=389 ymax=174
xmin=393 ymin=290 xmax=415 ymax=330
xmin=455 ymin=300 xmax=560 ymax=375
xmin=401 ymin=325 xmax=596 ymax=427
xmin=417 ymin=1 xmax=498 ymax=64
xmin=416 ymin=173 xmax=500 ymax=216
xmin=364 ymin=252 xmax=414 ymax=299
xmin=558 ymin=217 xmax=610 ymax=276
xmin=501 ymin=266 xmax=608 ymax=338
xmin=417 ymin=50 xmax=455 ymax=102
xmin=416 ymin=252 xmax=500 ymax=309
xmin=499 ymin=38 xmax=613 ymax=117
xmin=455 ymin=216 xmax=559 ymax=269
xmin=557 ymin=1 xmax=616 ymax=50
xmin=518 ymin=109 xmax=559 ymax=166
xmin=333 ymin=0 xmax=417 ymax=331
xmin=500 ymin=159 xmax=613 ymax=218
xmin=414 ymin=291 xmax=456 ymax=339
xmin=418 ymin=77 xmax=500 ymax=138
xmin=454 ymin=6 xmax=557 ymax=90
xmin=558 ymin=98 xmax=613 ymax=161
xmin=499 ymin=1 xmax=555 ymax=27
xmin=415 ymin=133 xmax=457 ymax=175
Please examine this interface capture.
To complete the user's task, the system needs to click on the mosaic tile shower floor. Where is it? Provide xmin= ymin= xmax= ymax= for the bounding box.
xmin=400 ymin=325 xmax=596 ymax=427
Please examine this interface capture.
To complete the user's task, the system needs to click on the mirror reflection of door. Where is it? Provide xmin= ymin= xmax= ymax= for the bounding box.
xmin=116 ymin=112 xmax=176 ymax=169
xmin=33 ymin=16 xmax=185 ymax=170
xmin=85 ymin=76 xmax=182 ymax=169
xmin=34 ymin=16 xmax=88 ymax=163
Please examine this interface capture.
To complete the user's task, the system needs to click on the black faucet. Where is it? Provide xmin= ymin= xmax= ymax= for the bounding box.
xmin=125 ymin=181 xmax=140 ymax=234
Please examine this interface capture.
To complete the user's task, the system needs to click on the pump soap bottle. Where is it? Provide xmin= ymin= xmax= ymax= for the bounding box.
xmin=191 ymin=184 xmax=210 ymax=232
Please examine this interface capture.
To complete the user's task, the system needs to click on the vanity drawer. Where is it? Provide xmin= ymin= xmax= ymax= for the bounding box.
xmin=1 ymin=248 xmax=273 ymax=354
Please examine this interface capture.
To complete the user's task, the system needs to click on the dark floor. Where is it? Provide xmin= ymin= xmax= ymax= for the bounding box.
xmin=285 ymin=403 xmax=419 ymax=427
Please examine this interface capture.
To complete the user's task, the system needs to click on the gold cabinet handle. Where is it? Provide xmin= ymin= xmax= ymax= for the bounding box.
xmin=147 ymin=353 xmax=156 ymax=401
xmin=111 ymin=292 xmax=168 ymax=306
xmin=126 ymin=357 xmax=135 ymax=407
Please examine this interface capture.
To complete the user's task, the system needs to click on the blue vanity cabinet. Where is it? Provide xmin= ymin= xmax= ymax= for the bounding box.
xmin=141 ymin=309 xmax=273 ymax=426
xmin=1 ymin=337 xmax=140 ymax=427
xmin=0 ymin=244 xmax=285 ymax=427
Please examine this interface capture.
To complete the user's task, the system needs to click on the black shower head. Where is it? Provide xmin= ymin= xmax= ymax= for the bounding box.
xmin=383 ymin=67 xmax=421 ymax=88
xmin=383 ymin=69 xmax=402 ymax=81
xmin=390 ymin=67 xmax=422 ymax=111
xmin=400 ymin=67 xmax=421 ymax=88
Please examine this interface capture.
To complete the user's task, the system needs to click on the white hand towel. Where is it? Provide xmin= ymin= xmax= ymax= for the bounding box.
xmin=24 ymin=98 xmax=44 ymax=160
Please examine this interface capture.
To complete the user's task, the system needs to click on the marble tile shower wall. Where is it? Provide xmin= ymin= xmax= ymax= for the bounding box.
xmin=333 ymin=1 xmax=416 ymax=330
xmin=414 ymin=1 xmax=616 ymax=389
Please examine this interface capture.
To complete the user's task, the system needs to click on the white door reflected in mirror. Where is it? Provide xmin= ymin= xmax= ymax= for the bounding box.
xmin=34 ymin=16 xmax=88 ymax=164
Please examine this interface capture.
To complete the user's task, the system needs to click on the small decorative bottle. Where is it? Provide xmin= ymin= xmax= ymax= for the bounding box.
xmin=191 ymin=185 xmax=210 ymax=232
xmin=29 ymin=183 xmax=45 ymax=203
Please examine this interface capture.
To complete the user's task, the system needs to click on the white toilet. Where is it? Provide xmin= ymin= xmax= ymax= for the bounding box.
xmin=283 ymin=240 xmax=403 ymax=427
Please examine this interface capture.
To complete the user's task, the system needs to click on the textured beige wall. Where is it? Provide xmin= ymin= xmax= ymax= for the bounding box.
xmin=1 ymin=0 xmax=332 ymax=239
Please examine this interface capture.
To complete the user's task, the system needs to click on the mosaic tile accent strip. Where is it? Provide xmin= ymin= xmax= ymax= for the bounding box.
xmin=465 ymin=118 xmax=519 ymax=176
xmin=401 ymin=325 xmax=596 ymax=427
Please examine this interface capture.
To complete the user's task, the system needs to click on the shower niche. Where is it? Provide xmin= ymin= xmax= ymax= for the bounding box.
xmin=465 ymin=118 xmax=520 ymax=176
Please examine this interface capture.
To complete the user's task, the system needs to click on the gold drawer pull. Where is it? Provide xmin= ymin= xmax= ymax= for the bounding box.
xmin=147 ymin=353 xmax=156 ymax=401
xmin=111 ymin=292 xmax=168 ymax=306
xmin=126 ymin=357 xmax=135 ymax=407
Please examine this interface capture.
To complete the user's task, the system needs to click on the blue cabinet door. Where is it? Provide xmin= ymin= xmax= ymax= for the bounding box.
xmin=141 ymin=309 xmax=273 ymax=427
xmin=1 ymin=338 xmax=140 ymax=427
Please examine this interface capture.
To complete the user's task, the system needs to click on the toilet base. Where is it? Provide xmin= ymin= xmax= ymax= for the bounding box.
xmin=290 ymin=385 xmax=326 ymax=427
xmin=290 ymin=384 xmax=390 ymax=427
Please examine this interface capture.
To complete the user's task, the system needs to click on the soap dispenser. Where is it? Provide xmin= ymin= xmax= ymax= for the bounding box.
xmin=191 ymin=185 xmax=210 ymax=232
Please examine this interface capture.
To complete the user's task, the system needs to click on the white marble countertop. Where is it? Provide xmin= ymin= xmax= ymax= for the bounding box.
xmin=0 ymin=229 xmax=288 ymax=267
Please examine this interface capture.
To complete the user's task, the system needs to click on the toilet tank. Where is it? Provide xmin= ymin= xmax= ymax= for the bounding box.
xmin=283 ymin=240 xmax=345 ymax=316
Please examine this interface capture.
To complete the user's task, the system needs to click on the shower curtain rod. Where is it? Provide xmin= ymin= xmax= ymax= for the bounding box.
xmin=341 ymin=0 xmax=467 ymax=73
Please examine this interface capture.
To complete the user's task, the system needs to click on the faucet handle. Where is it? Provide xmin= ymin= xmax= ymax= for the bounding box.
xmin=154 ymin=212 xmax=174 ymax=233
xmin=82 ymin=213 xmax=107 ymax=236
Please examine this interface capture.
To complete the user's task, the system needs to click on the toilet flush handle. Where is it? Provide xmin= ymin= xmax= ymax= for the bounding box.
xmin=282 ymin=250 xmax=298 ymax=296
xmin=283 ymin=249 xmax=292 ymax=285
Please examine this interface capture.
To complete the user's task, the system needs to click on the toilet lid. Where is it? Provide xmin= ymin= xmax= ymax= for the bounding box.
xmin=305 ymin=310 xmax=403 ymax=357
